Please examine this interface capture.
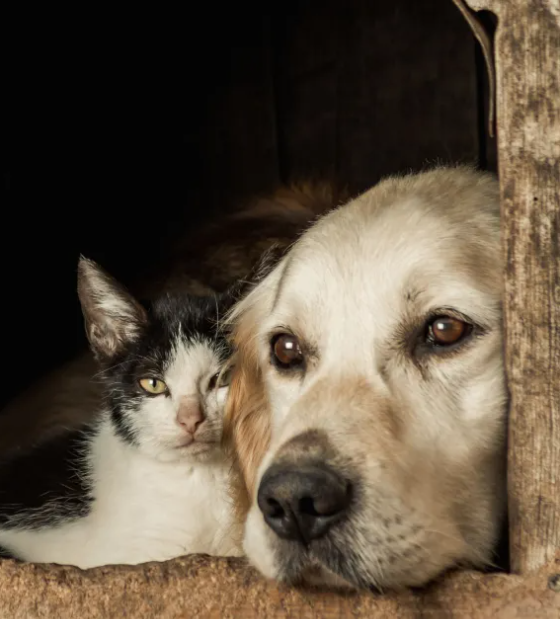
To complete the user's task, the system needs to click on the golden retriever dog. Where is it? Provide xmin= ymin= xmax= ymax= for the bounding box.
xmin=224 ymin=166 xmax=507 ymax=590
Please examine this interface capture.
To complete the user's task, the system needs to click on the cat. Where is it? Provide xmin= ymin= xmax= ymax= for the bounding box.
xmin=0 ymin=257 xmax=241 ymax=568
xmin=0 ymin=181 xmax=344 ymax=455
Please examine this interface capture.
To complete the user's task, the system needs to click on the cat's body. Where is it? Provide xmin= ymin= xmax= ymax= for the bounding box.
xmin=0 ymin=421 xmax=237 ymax=567
xmin=0 ymin=259 xmax=241 ymax=568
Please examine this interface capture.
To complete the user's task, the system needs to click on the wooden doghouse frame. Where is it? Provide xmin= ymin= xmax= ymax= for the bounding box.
xmin=0 ymin=0 xmax=558 ymax=617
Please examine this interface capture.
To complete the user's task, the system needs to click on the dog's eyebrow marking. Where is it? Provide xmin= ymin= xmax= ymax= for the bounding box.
xmin=405 ymin=287 xmax=421 ymax=304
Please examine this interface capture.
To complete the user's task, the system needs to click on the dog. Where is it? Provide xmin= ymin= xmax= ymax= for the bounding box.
xmin=224 ymin=166 xmax=507 ymax=590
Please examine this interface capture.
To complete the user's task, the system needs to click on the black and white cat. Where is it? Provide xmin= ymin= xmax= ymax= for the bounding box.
xmin=0 ymin=257 xmax=241 ymax=568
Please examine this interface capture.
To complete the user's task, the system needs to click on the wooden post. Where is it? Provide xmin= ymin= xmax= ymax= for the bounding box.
xmin=460 ymin=0 xmax=560 ymax=574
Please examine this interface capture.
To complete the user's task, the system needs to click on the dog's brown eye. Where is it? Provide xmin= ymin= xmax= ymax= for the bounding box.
xmin=271 ymin=334 xmax=304 ymax=368
xmin=429 ymin=316 xmax=469 ymax=346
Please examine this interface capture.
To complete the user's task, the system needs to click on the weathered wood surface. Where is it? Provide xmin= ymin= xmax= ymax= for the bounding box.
xmin=0 ymin=554 xmax=558 ymax=619
xmin=465 ymin=0 xmax=560 ymax=574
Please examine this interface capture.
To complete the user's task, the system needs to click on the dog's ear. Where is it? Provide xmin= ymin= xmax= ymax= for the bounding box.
xmin=77 ymin=256 xmax=148 ymax=362
xmin=222 ymin=348 xmax=271 ymax=520
xmin=222 ymin=279 xmax=273 ymax=519
xmin=221 ymin=244 xmax=282 ymax=515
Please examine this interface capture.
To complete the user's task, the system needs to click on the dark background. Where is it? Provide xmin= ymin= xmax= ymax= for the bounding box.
xmin=1 ymin=0 xmax=495 ymax=409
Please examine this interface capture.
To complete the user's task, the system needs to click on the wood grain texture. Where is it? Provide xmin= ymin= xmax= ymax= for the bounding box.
xmin=466 ymin=0 xmax=560 ymax=574
xmin=0 ymin=554 xmax=558 ymax=619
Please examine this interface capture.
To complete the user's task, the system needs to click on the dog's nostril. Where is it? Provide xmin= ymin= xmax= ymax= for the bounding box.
xmin=299 ymin=496 xmax=320 ymax=516
xmin=266 ymin=497 xmax=285 ymax=519
xmin=299 ymin=487 xmax=349 ymax=517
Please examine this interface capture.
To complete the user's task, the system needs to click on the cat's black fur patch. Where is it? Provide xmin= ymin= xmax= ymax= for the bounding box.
xmin=102 ymin=291 xmax=234 ymax=446
xmin=0 ymin=427 xmax=94 ymax=530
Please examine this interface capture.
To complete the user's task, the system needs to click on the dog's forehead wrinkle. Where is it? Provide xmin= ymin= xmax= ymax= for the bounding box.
xmin=271 ymin=254 xmax=296 ymax=310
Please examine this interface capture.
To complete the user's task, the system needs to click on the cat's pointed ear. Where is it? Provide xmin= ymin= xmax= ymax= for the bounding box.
xmin=77 ymin=257 xmax=148 ymax=361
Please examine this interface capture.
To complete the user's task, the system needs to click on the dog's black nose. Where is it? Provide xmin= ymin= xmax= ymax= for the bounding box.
xmin=257 ymin=463 xmax=351 ymax=543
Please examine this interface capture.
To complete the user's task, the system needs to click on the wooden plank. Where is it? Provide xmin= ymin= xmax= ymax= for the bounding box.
xmin=465 ymin=0 xmax=560 ymax=574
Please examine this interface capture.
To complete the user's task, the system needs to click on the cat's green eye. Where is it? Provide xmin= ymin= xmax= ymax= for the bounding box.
xmin=139 ymin=377 xmax=168 ymax=395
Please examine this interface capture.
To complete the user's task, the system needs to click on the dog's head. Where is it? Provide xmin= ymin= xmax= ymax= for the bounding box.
xmin=224 ymin=166 xmax=507 ymax=590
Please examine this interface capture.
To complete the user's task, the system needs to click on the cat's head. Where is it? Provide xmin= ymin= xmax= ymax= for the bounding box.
xmin=77 ymin=257 xmax=235 ymax=463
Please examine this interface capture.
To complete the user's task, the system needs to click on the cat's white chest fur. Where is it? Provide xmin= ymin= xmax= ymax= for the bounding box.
xmin=0 ymin=420 xmax=241 ymax=568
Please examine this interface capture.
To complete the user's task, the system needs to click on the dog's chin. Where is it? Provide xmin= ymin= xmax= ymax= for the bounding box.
xmin=297 ymin=563 xmax=357 ymax=591
xmin=277 ymin=544 xmax=365 ymax=591
xmin=244 ymin=506 xmax=453 ymax=592
xmin=249 ymin=531 xmax=459 ymax=593
xmin=251 ymin=541 xmax=359 ymax=591
xmin=243 ymin=509 xmax=359 ymax=591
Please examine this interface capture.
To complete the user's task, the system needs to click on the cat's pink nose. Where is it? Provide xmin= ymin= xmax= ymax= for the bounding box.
xmin=176 ymin=400 xmax=204 ymax=435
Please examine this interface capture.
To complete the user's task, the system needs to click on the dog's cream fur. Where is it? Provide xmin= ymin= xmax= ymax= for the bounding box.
xmin=224 ymin=166 xmax=507 ymax=590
